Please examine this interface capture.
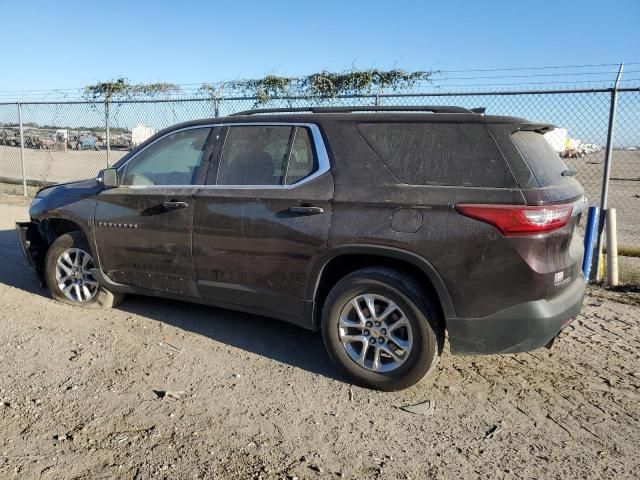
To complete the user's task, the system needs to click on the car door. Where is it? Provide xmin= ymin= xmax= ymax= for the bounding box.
xmin=93 ymin=125 xmax=220 ymax=296
xmin=192 ymin=123 xmax=333 ymax=320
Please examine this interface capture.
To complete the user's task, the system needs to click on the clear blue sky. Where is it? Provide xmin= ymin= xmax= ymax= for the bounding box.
xmin=2 ymin=0 xmax=639 ymax=92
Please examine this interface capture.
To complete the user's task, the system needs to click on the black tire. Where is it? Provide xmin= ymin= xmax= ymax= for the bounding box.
xmin=321 ymin=267 xmax=442 ymax=391
xmin=44 ymin=231 xmax=123 ymax=309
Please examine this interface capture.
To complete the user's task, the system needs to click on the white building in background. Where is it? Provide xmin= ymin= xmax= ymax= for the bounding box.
xmin=131 ymin=124 xmax=156 ymax=147
xmin=55 ymin=129 xmax=69 ymax=141
xmin=544 ymin=127 xmax=602 ymax=156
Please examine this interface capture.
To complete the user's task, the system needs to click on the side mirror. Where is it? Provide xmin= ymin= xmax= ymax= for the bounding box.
xmin=98 ymin=168 xmax=118 ymax=188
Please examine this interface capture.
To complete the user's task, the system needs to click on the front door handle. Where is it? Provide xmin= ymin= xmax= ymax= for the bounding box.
xmin=163 ymin=200 xmax=189 ymax=210
xmin=289 ymin=206 xmax=324 ymax=215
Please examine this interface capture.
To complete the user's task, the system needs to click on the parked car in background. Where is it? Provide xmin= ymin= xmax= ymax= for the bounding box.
xmin=38 ymin=135 xmax=57 ymax=150
xmin=16 ymin=106 xmax=586 ymax=390
xmin=0 ymin=129 xmax=20 ymax=147
xmin=75 ymin=135 xmax=99 ymax=151
xmin=109 ymin=134 xmax=132 ymax=151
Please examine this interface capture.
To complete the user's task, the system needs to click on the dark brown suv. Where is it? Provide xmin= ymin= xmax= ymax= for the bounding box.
xmin=17 ymin=106 xmax=586 ymax=390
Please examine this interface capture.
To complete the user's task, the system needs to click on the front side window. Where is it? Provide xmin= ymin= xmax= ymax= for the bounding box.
xmin=122 ymin=127 xmax=212 ymax=186
xmin=216 ymin=125 xmax=317 ymax=186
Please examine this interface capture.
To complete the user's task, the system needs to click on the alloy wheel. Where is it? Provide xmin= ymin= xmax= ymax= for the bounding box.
xmin=338 ymin=293 xmax=413 ymax=373
xmin=55 ymin=247 xmax=99 ymax=302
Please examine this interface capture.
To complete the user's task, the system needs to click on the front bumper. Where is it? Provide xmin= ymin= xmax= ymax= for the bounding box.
xmin=15 ymin=221 xmax=45 ymax=283
xmin=447 ymin=274 xmax=585 ymax=355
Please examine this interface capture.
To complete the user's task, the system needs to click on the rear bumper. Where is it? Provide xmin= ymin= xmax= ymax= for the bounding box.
xmin=447 ymin=274 xmax=585 ymax=355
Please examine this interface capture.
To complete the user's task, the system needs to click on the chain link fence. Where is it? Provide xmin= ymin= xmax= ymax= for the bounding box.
xmin=0 ymin=88 xmax=638 ymax=245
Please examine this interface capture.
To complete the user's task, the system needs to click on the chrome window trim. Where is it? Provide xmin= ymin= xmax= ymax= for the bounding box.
xmin=115 ymin=122 xmax=330 ymax=190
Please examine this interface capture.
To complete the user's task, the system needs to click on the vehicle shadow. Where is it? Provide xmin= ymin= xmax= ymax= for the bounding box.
xmin=118 ymin=295 xmax=343 ymax=383
xmin=0 ymin=228 xmax=46 ymax=296
xmin=0 ymin=228 xmax=344 ymax=383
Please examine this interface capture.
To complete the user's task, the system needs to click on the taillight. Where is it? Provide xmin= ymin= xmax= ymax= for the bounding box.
xmin=455 ymin=203 xmax=573 ymax=236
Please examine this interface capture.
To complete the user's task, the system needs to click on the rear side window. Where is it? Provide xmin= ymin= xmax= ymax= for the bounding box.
xmin=511 ymin=130 xmax=571 ymax=187
xmin=217 ymin=126 xmax=293 ymax=185
xmin=216 ymin=125 xmax=318 ymax=186
xmin=357 ymin=123 xmax=515 ymax=187
xmin=285 ymin=128 xmax=317 ymax=185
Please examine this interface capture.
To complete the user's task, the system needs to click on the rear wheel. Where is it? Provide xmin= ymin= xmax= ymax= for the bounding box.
xmin=45 ymin=231 xmax=123 ymax=309
xmin=321 ymin=267 xmax=442 ymax=391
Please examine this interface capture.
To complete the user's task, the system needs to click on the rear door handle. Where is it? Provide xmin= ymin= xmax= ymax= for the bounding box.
xmin=289 ymin=206 xmax=324 ymax=215
xmin=163 ymin=200 xmax=189 ymax=210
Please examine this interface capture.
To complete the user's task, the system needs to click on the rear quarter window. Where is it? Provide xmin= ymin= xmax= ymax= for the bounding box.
xmin=511 ymin=130 xmax=572 ymax=187
xmin=357 ymin=122 xmax=516 ymax=187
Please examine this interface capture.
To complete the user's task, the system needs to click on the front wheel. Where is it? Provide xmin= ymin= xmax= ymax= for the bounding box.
xmin=321 ymin=267 xmax=442 ymax=391
xmin=44 ymin=231 xmax=123 ymax=309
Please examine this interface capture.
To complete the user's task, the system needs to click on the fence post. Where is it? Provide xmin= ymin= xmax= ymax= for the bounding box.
xmin=591 ymin=63 xmax=624 ymax=281
xmin=214 ymin=98 xmax=220 ymax=117
xmin=17 ymin=103 xmax=27 ymax=197
xmin=606 ymin=208 xmax=619 ymax=286
xmin=105 ymin=100 xmax=111 ymax=167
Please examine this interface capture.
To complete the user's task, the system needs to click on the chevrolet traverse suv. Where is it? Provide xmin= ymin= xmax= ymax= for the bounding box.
xmin=17 ymin=106 xmax=586 ymax=390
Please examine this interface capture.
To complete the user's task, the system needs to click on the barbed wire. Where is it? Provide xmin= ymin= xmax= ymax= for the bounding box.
xmin=434 ymin=63 xmax=639 ymax=73
xmin=0 ymin=63 xmax=638 ymax=102
xmin=434 ymin=70 xmax=639 ymax=81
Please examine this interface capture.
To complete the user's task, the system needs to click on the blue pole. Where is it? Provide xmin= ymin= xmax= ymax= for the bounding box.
xmin=583 ymin=206 xmax=599 ymax=282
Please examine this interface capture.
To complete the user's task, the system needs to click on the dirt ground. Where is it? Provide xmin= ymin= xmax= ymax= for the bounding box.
xmin=0 ymin=145 xmax=126 ymax=186
xmin=0 ymin=199 xmax=639 ymax=480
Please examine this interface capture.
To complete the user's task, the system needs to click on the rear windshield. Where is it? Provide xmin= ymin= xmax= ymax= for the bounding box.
xmin=357 ymin=123 xmax=516 ymax=187
xmin=511 ymin=130 xmax=571 ymax=187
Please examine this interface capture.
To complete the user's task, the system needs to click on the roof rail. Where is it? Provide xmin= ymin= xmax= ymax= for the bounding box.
xmin=230 ymin=105 xmax=476 ymax=116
